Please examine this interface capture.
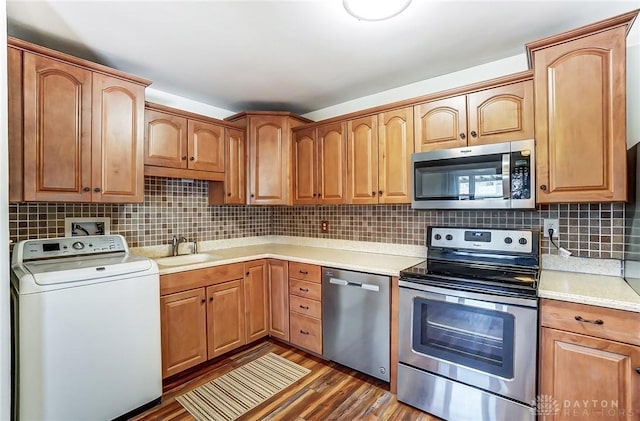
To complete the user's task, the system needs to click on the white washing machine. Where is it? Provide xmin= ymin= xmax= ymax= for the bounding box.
xmin=11 ymin=235 xmax=162 ymax=421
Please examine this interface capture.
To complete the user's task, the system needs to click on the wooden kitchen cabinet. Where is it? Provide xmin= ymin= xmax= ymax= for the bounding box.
xmin=527 ymin=14 xmax=633 ymax=203
xmin=226 ymin=112 xmax=311 ymax=205
xmin=414 ymin=80 xmax=533 ymax=152
xmin=267 ymin=259 xmax=290 ymax=341
xmin=292 ymin=127 xmax=317 ymax=204
xmin=539 ymin=299 xmax=640 ymax=420
xmin=207 ymin=280 xmax=246 ymax=359
xmin=9 ymin=38 xmax=150 ymax=203
xmin=160 ymin=288 xmax=208 ymax=378
xmin=288 ymin=262 xmax=323 ymax=354
xmin=244 ymin=260 xmax=269 ymax=343
xmin=208 ymin=127 xmax=247 ymax=205
xmin=144 ymin=103 xmax=231 ymax=183
xmin=347 ymin=107 xmax=414 ymax=204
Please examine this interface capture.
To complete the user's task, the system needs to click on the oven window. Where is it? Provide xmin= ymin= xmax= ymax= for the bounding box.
xmin=412 ymin=298 xmax=515 ymax=379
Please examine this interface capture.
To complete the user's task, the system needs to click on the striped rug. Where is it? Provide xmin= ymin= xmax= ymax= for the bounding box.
xmin=176 ymin=353 xmax=311 ymax=421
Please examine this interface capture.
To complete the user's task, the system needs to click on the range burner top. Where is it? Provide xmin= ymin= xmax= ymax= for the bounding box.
xmin=400 ymin=227 xmax=540 ymax=298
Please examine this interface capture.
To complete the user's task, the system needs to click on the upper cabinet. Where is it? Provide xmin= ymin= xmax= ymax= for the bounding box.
xmin=208 ymin=127 xmax=246 ymax=205
xmin=144 ymin=103 xmax=233 ymax=182
xmin=8 ymin=38 xmax=150 ymax=203
xmin=414 ymin=80 xmax=533 ymax=153
xmin=226 ymin=112 xmax=311 ymax=205
xmin=527 ymin=12 xmax=636 ymax=203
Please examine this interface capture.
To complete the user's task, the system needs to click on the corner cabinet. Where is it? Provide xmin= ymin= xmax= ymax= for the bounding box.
xmin=528 ymin=12 xmax=636 ymax=203
xmin=539 ymin=299 xmax=640 ymax=420
xmin=226 ymin=112 xmax=311 ymax=205
xmin=8 ymin=38 xmax=150 ymax=203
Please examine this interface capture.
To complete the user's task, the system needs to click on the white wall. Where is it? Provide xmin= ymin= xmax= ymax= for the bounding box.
xmin=628 ymin=17 xmax=640 ymax=148
xmin=303 ymin=53 xmax=529 ymax=121
xmin=1 ymin=0 xmax=10 ymax=419
xmin=145 ymin=88 xmax=236 ymax=120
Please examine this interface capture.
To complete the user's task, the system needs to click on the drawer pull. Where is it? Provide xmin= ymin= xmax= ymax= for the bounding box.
xmin=575 ymin=315 xmax=603 ymax=325
xmin=299 ymin=305 xmax=309 ymax=310
xmin=300 ymin=329 xmax=309 ymax=335
xmin=299 ymin=288 xmax=309 ymax=292
xmin=636 ymin=368 xmax=640 ymax=375
xmin=299 ymin=270 xmax=309 ymax=275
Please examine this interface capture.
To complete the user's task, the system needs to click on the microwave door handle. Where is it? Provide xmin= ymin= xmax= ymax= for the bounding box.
xmin=502 ymin=153 xmax=511 ymax=200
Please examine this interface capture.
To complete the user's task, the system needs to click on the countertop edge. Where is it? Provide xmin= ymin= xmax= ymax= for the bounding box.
xmin=538 ymin=290 xmax=640 ymax=313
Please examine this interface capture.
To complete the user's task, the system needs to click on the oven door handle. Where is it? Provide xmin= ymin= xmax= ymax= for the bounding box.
xmin=329 ymin=278 xmax=380 ymax=292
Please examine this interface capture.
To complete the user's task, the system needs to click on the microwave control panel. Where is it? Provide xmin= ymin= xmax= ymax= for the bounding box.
xmin=510 ymin=151 xmax=531 ymax=200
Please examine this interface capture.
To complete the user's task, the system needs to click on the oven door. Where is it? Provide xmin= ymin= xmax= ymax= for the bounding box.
xmin=398 ymin=280 xmax=537 ymax=404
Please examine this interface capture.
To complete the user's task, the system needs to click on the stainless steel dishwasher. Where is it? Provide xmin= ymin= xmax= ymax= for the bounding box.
xmin=322 ymin=267 xmax=390 ymax=381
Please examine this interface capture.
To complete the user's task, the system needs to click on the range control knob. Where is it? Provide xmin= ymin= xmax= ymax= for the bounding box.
xmin=519 ymin=238 xmax=528 ymax=245
xmin=445 ymin=234 xmax=453 ymax=241
xmin=72 ymin=241 xmax=85 ymax=250
xmin=434 ymin=234 xmax=442 ymax=240
xmin=504 ymin=237 xmax=513 ymax=244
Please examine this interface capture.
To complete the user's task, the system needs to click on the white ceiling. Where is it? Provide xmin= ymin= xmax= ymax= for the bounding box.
xmin=7 ymin=0 xmax=640 ymax=115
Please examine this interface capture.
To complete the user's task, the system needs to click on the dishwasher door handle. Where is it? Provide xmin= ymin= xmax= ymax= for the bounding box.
xmin=329 ymin=278 xmax=379 ymax=292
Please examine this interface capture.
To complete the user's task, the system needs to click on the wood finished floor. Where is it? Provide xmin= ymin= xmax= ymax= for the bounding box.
xmin=131 ymin=339 xmax=440 ymax=421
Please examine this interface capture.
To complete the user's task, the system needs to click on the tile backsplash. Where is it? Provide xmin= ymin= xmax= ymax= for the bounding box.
xmin=9 ymin=177 xmax=625 ymax=259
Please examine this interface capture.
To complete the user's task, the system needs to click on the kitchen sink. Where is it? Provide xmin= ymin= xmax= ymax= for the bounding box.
xmin=155 ymin=253 xmax=219 ymax=267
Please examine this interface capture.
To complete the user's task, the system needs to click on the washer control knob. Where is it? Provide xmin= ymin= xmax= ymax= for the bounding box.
xmin=434 ymin=234 xmax=442 ymax=240
xmin=72 ymin=241 xmax=85 ymax=250
xmin=504 ymin=237 xmax=513 ymax=244
xmin=445 ymin=234 xmax=453 ymax=241
xmin=519 ymin=237 xmax=528 ymax=245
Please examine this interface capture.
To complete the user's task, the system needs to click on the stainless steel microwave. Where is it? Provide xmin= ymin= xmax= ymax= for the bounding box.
xmin=411 ymin=139 xmax=535 ymax=210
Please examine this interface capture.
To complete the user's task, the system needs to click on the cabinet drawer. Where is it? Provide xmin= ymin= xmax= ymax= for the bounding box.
xmin=290 ymin=295 xmax=321 ymax=319
xmin=289 ymin=278 xmax=322 ymax=301
xmin=541 ymin=299 xmax=640 ymax=347
xmin=290 ymin=313 xmax=322 ymax=355
xmin=289 ymin=262 xmax=321 ymax=283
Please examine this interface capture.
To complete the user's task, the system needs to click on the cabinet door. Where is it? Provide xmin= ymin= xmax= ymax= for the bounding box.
xmin=267 ymin=259 xmax=289 ymax=341
xmin=91 ymin=73 xmax=145 ymax=203
xmin=160 ymin=289 xmax=207 ymax=378
xmin=378 ymin=107 xmax=414 ymax=204
xmin=534 ymin=27 xmax=627 ymax=203
xmin=248 ymin=116 xmax=289 ymax=204
xmin=467 ymin=80 xmax=534 ymax=146
xmin=317 ymin=122 xmax=347 ymax=204
xmin=293 ymin=127 xmax=318 ymax=205
xmin=188 ymin=120 xmax=224 ymax=172
xmin=207 ymin=280 xmax=245 ymax=358
xmin=414 ymin=95 xmax=467 ymax=152
xmin=540 ymin=328 xmax=640 ymax=420
xmin=23 ymin=52 xmax=92 ymax=202
xmin=8 ymin=47 xmax=23 ymax=202
xmin=144 ymin=109 xmax=188 ymax=169
xmin=244 ymin=260 xmax=269 ymax=343
xmin=222 ymin=127 xmax=246 ymax=204
xmin=348 ymin=116 xmax=378 ymax=205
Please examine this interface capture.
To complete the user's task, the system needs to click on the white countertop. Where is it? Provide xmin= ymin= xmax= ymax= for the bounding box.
xmin=539 ymin=270 xmax=640 ymax=313
xmin=132 ymin=237 xmax=425 ymax=277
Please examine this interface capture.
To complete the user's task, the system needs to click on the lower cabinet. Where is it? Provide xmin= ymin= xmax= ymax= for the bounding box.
xmin=244 ymin=260 xmax=269 ymax=343
xmin=288 ymin=262 xmax=323 ymax=355
xmin=206 ymin=280 xmax=246 ymax=359
xmin=268 ymin=259 xmax=290 ymax=341
xmin=539 ymin=299 xmax=640 ymax=420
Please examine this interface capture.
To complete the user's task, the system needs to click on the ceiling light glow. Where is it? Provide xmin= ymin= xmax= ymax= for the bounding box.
xmin=343 ymin=0 xmax=412 ymax=21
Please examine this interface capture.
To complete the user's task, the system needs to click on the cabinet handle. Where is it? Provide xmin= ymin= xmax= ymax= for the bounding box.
xmin=251 ymin=194 xmax=255 ymax=198
xmin=94 ymin=187 xmax=101 ymax=193
xmin=201 ymin=299 xmax=206 ymax=304
xmin=459 ymin=133 xmax=466 ymax=139
xmin=227 ymin=193 xmax=232 ymax=197
xmin=246 ymin=272 xmax=249 ymax=276
xmin=83 ymin=187 xmax=91 ymax=192
xmin=299 ymin=305 xmax=309 ymax=310
xmin=181 ymin=156 xmax=187 ymax=160
xmin=209 ymin=297 xmax=214 ymax=302
xmin=299 ymin=270 xmax=309 ymax=275
xmin=372 ymin=191 xmax=376 ymax=196
xmin=636 ymin=367 xmax=640 ymax=375
xmin=190 ymin=156 xmax=195 ymax=161
xmin=300 ymin=329 xmax=309 ymax=335
xmin=575 ymin=315 xmax=603 ymax=325
xmin=378 ymin=190 xmax=383 ymax=195
xmin=540 ymin=185 xmax=547 ymax=191
xmin=470 ymin=130 xmax=477 ymax=137
xmin=299 ymin=288 xmax=309 ymax=292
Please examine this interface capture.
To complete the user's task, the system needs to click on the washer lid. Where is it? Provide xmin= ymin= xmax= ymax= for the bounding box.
xmin=23 ymin=253 xmax=153 ymax=285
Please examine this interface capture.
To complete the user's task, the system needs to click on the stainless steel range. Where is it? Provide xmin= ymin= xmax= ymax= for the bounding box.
xmin=398 ymin=226 xmax=539 ymax=421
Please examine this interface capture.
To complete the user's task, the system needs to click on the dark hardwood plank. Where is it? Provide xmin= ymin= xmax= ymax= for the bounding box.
xmin=131 ymin=339 xmax=439 ymax=421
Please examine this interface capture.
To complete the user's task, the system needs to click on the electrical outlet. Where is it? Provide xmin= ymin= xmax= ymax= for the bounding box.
xmin=543 ymin=219 xmax=559 ymax=238
xmin=320 ymin=220 xmax=329 ymax=233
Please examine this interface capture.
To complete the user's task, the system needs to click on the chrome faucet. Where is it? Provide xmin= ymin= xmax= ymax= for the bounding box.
xmin=171 ymin=235 xmax=188 ymax=256
xmin=193 ymin=240 xmax=198 ymax=254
